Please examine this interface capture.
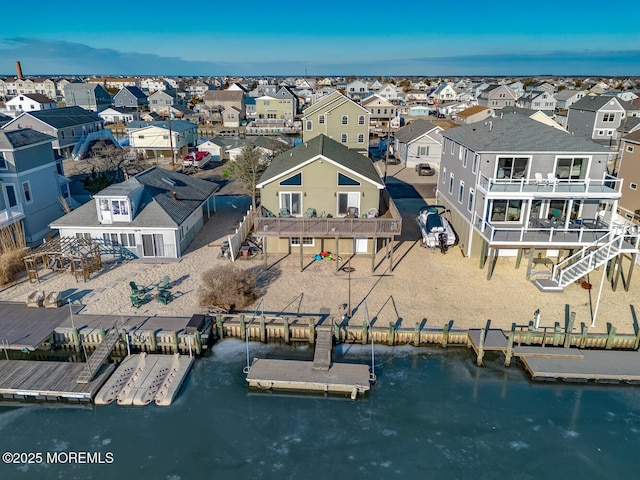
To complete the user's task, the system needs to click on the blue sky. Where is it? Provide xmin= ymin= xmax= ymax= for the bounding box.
xmin=1 ymin=0 xmax=639 ymax=76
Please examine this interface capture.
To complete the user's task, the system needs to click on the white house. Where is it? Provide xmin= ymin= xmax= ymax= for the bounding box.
xmin=393 ymin=119 xmax=443 ymax=169
xmin=4 ymin=93 xmax=57 ymax=117
xmin=51 ymin=166 xmax=219 ymax=260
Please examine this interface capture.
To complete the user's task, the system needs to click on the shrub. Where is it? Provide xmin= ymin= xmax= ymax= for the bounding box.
xmin=198 ymin=265 xmax=258 ymax=312
xmin=0 ymin=249 xmax=26 ymax=286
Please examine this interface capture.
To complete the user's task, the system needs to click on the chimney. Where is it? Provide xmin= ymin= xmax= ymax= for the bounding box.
xmin=16 ymin=61 xmax=23 ymax=80
xmin=172 ymin=192 xmax=178 ymax=200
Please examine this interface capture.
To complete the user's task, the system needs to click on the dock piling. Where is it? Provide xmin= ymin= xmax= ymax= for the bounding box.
xmin=476 ymin=328 xmax=486 ymax=366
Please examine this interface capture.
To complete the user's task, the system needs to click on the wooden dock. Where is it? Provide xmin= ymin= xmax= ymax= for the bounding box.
xmin=312 ymin=327 xmax=333 ymax=371
xmin=521 ymin=350 xmax=640 ymax=383
xmin=95 ymin=353 xmax=193 ymax=406
xmin=0 ymin=360 xmax=113 ymax=402
xmin=246 ymin=359 xmax=372 ymax=399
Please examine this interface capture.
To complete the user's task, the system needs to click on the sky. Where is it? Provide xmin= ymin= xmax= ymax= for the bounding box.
xmin=1 ymin=0 xmax=639 ymax=77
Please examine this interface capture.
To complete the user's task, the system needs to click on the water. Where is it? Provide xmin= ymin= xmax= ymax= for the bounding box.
xmin=1 ymin=340 xmax=639 ymax=480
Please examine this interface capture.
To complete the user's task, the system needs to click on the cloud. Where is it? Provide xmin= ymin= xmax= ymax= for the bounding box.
xmin=1 ymin=38 xmax=639 ymax=77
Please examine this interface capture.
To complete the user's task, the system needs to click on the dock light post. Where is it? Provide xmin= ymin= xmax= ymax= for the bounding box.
xmin=534 ymin=309 xmax=541 ymax=330
xmin=244 ymin=298 xmax=264 ymax=373
xmin=363 ymin=301 xmax=376 ymax=383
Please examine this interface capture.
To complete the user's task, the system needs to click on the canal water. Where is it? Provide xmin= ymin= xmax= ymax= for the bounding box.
xmin=1 ymin=340 xmax=639 ymax=480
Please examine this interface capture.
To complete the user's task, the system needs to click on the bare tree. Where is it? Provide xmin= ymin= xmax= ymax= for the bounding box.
xmin=198 ymin=265 xmax=258 ymax=312
xmin=226 ymin=142 xmax=269 ymax=210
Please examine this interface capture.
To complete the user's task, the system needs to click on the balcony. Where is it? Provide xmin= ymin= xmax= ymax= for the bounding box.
xmin=0 ymin=205 xmax=25 ymax=229
xmin=473 ymin=212 xmax=624 ymax=248
xmin=476 ymin=173 xmax=622 ymax=199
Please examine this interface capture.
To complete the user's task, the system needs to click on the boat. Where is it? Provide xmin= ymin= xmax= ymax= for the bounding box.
xmin=417 ymin=205 xmax=456 ymax=253
xmin=182 ymin=151 xmax=212 ymax=168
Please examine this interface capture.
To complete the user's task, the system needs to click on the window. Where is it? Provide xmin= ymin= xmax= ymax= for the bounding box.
xmin=0 ymin=153 xmax=7 ymax=170
xmin=22 ymin=181 xmax=32 ymax=203
xmin=463 ymin=149 xmax=468 ymax=168
xmin=358 ymin=115 xmax=365 ymax=126
xmin=338 ymin=173 xmax=360 ymax=186
xmin=468 ymin=188 xmax=475 ymax=213
xmin=318 ymin=115 xmax=325 ymax=125
xmin=630 ymin=182 xmax=638 ymax=191
xmin=418 ymin=146 xmax=429 ymax=157
xmin=627 ymin=145 xmax=635 ymax=153
xmin=75 ymin=233 xmax=91 ymax=243
xmin=306 ymin=121 xmax=312 ymax=131
xmin=341 ymin=133 xmax=348 ymax=143
xmin=496 ymin=157 xmax=528 ymax=180
xmin=138 ymin=135 xmax=145 ymax=139
xmin=555 ymin=157 xmax=588 ymax=180
xmin=102 ymin=233 xmax=119 ymax=245
xmin=280 ymin=192 xmax=302 ymax=216
xmin=459 ymin=147 xmax=464 ymax=161
xmin=56 ymin=162 xmax=63 ymax=175
xmin=290 ymin=237 xmax=314 ymax=247
xmin=598 ymin=130 xmax=604 ymax=136
xmin=491 ymin=199 xmax=523 ymax=222
xmin=279 ymin=173 xmax=302 ymax=186
xmin=142 ymin=234 xmax=165 ymax=257
xmin=337 ymin=192 xmax=360 ymax=216
xmin=450 ymin=141 xmax=455 ymax=155
xmin=448 ymin=173 xmax=454 ymax=194
xmin=341 ymin=115 xmax=348 ymax=125
xmin=357 ymin=133 xmax=365 ymax=143
xmin=472 ymin=153 xmax=479 ymax=174
xmin=441 ymin=167 xmax=447 ymax=184
xmin=458 ymin=180 xmax=464 ymax=204
xmin=603 ymin=113 xmax=615 ymax=122
xmin=111 ymin=200 xmax=129 ymax=216
xmin=120 ymin=233 xmax=136 ymax=247
xmin=5 ymin=185 xmax=17 ymax=207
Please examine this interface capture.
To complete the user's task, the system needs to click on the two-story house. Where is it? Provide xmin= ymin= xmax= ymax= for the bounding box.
xmin=203 ymin=90 xmax=245 ymax=122
xmin=361 ymin=94 xmax=396 ymax=130
xmin=113 ymin=86 xmax=149 ymax=110
xmin=477 ymin=85 xmax=518 ymax=109
xmin=1 ymin=129 xmax=68 ymax=244
xmin=567 ymin=95 xmax=640 ymax=147
xmin=98 ymin=107 xmax=140 ymax=124
xmin=346 ymin=80 xmax=369 ymax=100
xmin=377 ymin=84 xmax=399 ymax=102
xmin=1 ymin=106 xmax=109 ymax=159
xmin=454 ymin=105 xmax=494 ymax=125
xmin=255 ymin=94 xmax=295 ymax=124
xmin=302 ymin=91 xmax=370 ymax=154
xmin=4 ymin=93 xmax=57 ymax=117
xmin=127 ymin=120 xmax=198 ymax=161
xmin=147 ymin=90 xmax=176 ymax=114
xmin=51 ymin=166 xmax=219 ymax=260
xmin=616 ymin=130 xmax=640 ymax=224
xmin=254 ymin=134 xmax=402 ymax=268
xmin=437 ymin=115 xmax=634 ymax=289
xmin=429 ymin=83 xmax=458 ymax=103
xmin=517 ymin=91 xmax=557 ymax=114
xmin=63 ymin=83 xmax=112 ymax=112
xmin=394 ymin=119 xmax=444 ymax=169
xmin=554 ymin=89 xmax=587 ymax=110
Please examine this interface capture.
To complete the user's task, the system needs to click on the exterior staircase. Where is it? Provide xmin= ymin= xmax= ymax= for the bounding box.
xmin=76 ymin=323 xmax=121 ymax=384
xmin=313 ymin=326 xmax=333 ymax=371
xmin=533 ymin=226 xmax=640 ymax=292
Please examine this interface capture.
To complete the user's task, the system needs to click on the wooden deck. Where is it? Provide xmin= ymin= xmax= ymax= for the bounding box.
xmin=246 ymin=359 xmax=372 ymax=399
xmin=0 ymin=360 xmax=113 ymax=402
xmin=521 ymin=350 xmax=640 ymax=382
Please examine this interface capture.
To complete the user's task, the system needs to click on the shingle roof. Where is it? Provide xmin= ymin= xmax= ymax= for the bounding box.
xmin=16 ymin=106 xmax=101 ymax=129
xmin=203 ymin=90 xmax=244 ymax=102
xmin=395 ymin=119 xmax=440 ymax=143
xmin=442 ymin=115 xmax=611 ymax=153
xmin=51 ymin=166 xmax=219 ymax=229
xmin=623 ymin=129 xmax=640 ymax=144
xmin=126 ymin=120 xmax=197 ymax=133
xmin=21 ymin=93 xmax=56 ymax=104
xmin=258 ymin=134 xmax=383 ymax=187
xmin=0 ymin=129 xmax=55 ymax=149
xmin=570 ymin=95 xmax=623 ymax=112
xmin=456 ymin=105 xmax=489 ymax=118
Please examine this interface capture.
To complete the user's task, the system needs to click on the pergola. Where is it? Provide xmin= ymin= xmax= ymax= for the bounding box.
xmin=23 ymin=237 xmax=102 ymax=283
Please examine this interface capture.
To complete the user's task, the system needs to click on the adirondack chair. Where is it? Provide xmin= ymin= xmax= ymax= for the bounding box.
xmin=131 ymin=294 xmax=145 ymax=308
xmin=157 ymin=289 xmax=172 ymax=305
xmin=130 ymin=281 xmax=147 ymax=296
xmin=156 ymin=275 xmax=171 ymax=292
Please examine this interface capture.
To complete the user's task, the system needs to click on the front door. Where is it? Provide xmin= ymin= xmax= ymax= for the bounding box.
xmin=142 ymin=234 xmax=166 ymax=257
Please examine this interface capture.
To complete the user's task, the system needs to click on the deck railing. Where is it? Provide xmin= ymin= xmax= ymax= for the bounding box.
xmin=476 ymin=172 xmax=622 ymax=196
xmin=254 ymin=215 xmax=401 ymax=238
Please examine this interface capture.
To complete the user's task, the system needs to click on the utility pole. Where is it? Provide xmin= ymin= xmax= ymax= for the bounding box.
xmin=168 ymin=111 xmax=175 ymax=169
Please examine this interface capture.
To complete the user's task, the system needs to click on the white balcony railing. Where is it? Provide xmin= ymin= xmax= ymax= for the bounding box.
xmin=476 ymin=173 xmax=622 ymax=197
xmin=0 ymin=204 xmax=25 ymax=229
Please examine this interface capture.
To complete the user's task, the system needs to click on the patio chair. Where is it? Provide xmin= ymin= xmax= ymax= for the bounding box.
xmin=156 ymin=275 xmax=171 ymax=292
xmin=534 ymin=172 xmax=543 ymax=184
xmin=157 ymin=289 xmax=172 ymax=305
xmin=279 ymin=208 xmax=291 ymax=217
xmin=305 ymin=208 xmax=317 ymax=218
xmin=130 ymin=281 xmax=147 ymax=296
xmin=130 ymin=294 xmax=145 ymax=308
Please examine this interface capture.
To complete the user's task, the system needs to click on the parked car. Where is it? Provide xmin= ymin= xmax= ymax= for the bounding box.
xmin=437 ymin=113 xmax=446 ymax=119
xmin=386 ymin=153 xmax=400 ymax=165
xmin=415 ymin=163 xmax=435 ymax=176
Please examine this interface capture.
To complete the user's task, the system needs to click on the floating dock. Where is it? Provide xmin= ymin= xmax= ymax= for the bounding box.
xmin=95 ymin=353 xmax=193 ymax=406
xmin=246 ymin=359 xmax=372 ymax=399
xmin=0 ymin=360 xmax=113 ymax=403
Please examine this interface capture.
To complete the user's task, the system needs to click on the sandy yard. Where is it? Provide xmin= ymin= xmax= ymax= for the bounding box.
xmin=1 ymin=160 xmax=637 ymax=336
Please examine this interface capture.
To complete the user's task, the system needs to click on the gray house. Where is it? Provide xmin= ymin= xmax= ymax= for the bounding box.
xmin=477 ymin=85 xmax=518 ymax=109
xmin=51 ymin=166 xmax=219 ymax=260
xmin=1 ymin=129 xmax=68 ymax=244
xmin=1 ymin=106 xmax=110 ymax=159
xmin=437 ymin=115 xmax=623 ymax=285
xmin=394 ymin=119 xmax=443 ymax=169
xmin=113 ymin=86 xmax=148 ymax=110
xmin=567 ymin=95 xmax=640 ymax=146
xmin=63 ymin=82 xmax=112 ymax=112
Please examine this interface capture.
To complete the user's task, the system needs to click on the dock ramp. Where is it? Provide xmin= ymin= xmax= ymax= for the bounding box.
xmin=313 ymin=327 xmax=333 ymax=371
